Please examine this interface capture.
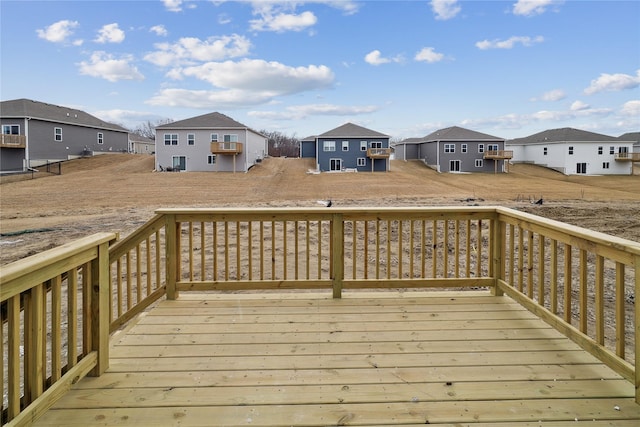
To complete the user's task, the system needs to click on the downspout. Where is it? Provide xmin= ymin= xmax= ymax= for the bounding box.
xmin=436 ymin=140 xmax=440 ymax=173
xmin=24 ymin=117 xmax=31 ymax=171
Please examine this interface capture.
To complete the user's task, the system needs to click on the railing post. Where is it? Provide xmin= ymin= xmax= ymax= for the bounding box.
xmin=90 ymin=240 xmax=110 ymax=376
xmin=331 ymin=213 xmax=344 ymax=299
xmin=635 ymin=254 xmax=640 ymax=404
xmin=165 ymin=214 xmax=180 ymax=300
xmin=491 ymin=214 xmax=505 ymax=296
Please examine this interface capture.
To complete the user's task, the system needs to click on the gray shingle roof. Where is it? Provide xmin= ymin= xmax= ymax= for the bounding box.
xmin=422 ymin=126 xmax=503 ymax=142
xmin=317 ymin=122 xmax=389 ymax=138
xmin=0 ymin=98 xmax=128 ymax=132
xmin=155 ymin=112 xmax=249 ymax=129
xmin=618 ymin=132 xmax=639 ymax=144
xmin=508 ymin=127 xmax=618 ymax=145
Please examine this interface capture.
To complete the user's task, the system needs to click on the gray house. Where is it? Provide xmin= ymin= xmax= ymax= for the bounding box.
xmin=394 ymin=126 xmax=510 ymax=173
xmin=154 ymin=112 xmax=267 ymax=172
xmin=0 ymin=98 xmax=129 ymax=172
xmin=129 ymin=134 xmax=155 ymax=154
xmin=300 ymin=122 xmax=391 ymax=172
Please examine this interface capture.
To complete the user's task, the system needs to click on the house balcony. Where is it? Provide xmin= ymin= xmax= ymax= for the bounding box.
xmin=483 ymin=150 xmax=513 ymax=160
xmin=0 ymin=134 xmax=26 ymax=149
xmin=3 ymin=207 xmax=640 ymax=426
xmin=366 ymin=147 xmax=391 ymax=158
xmin=210 ymin=141 xmax=243 ymax=155
xmin=614 ymin=152 xmax=640 ymax=162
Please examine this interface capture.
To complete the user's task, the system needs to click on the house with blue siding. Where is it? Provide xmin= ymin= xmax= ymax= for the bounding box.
xmin=300 ymin=123 xmax=391 ymax=172
xmin=394 ymin=126 xmax=511 ymax=173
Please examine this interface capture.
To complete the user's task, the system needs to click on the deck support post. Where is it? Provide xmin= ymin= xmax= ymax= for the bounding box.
xmin=635 ymin=255 xmax=640 ymax=404
xmin=89 ymin=240 xmax=110 ymax=376
xmin=331 ymin=213 xmax=344 ymax=299
xmin=165 ymin=214 xmax=180 ymax=300
xmin=491 ymin=215 xmax=505 ymax=296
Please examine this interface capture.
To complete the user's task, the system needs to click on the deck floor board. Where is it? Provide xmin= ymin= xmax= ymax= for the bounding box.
xmin=34 ymin=291 xmax=640 ymax=426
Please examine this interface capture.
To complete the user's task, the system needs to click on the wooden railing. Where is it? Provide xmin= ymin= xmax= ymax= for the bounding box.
xmin=366 ymin=148 xmax=391 ymax=158
xmin=614 ymin=152 xmax=640 ymax=162
xmin=0 ymin=233 xmax=114 ymax=426
xmin=210 ymin=141 xmax=243 ymax=154
xmin=484 ymin=150 xmax=513 ymax=159
xmin=2 ymin=206 xmax=639 ymax=425
xmin=0 ymin=135 xmax=26 ymax=149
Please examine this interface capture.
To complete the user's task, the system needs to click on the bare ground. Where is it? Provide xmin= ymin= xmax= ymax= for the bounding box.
xmin=1 ymin=154 xmax=639 ymax=265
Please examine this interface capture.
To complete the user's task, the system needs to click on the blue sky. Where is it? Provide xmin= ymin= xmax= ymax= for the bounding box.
xmin=1 ymin=0 xmax=639 ymax=140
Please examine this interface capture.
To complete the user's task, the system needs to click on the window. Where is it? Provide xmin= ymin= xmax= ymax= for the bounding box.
xmin=208 ymin=155 xmax=216 ymax=164
xmin=478 ymin=144 xmax=484 ymax=153
xmin=164 ymin=134 xmax=178 ymax=146
xmin=598 ymin=146 xmax=603 ymax=155
xmin=576 ymin=163 xmax=587 ymax=174
xmin=370 ymin=141 xmax=382 ymax=149
xmin=461 ymin=144 xmax=467 ymax=153
xmin=97 ymin=132 xmax=103 ymax=144
xmin=543 ymin=147 xmax=548 ymax=155
xmin=603 ymin=162 xmax=610 ymax=169
xmin=610 ymin=146 xmax=615 ymax=154
xmin=360 ymin=141 xmax=367 ymax=151
xmin=342 ymin=141 xmax=349 ymax=151
xmin=223 ymin=134 xmax=238 ymax=142
xmin=2 ymin=125 xmax=19 ymax=134
xmin=475 ymin=159 xmax=483 ymax=168
xmin=54 ymin=127 xmax=62 ymax=142
xmin=568 ymin=146 xmax=574 ymax=155
xmin=357 ymin=158 xmax=366 ymax=166
xmin=172 ymin=156 xmax=186 ymax=171
xmin=487 ymin=144 xmax=499 ymax=152
xmin=188 ymin=134 xmax=195 ymax=146
xmin=444 ymin=144 xmax=455 ymax=153
xmin=211 ymin=133 xmax=218 ymax=142
xmin=323 ymin=141 xmax=336 ymax=152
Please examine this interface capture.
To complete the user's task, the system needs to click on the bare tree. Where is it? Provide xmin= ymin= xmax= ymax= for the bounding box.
xmin=132 ymin=118 xmax=174 ymax=139
xmin=261 ymin=130 xmax=300 ymax=157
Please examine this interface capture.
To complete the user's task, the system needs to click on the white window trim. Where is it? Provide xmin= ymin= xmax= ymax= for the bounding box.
xmin=461 ymin=144 xmax=467 ymax=153
xmin=478 ymin=144 xmax=484 ymax=153
xmin=97 ymin=132 xmax=104 ymax=144
xmin=164 ymin=134 xmax=178 ymax=146
xmin=223 ymin=134 xmax=238 ymax=143
xmin=444 ymin=144 xmax=455 ymax=153
xmin=188 ymin=134 xmax=195 ymax=146
xmin=324 ymin=141 xmax=336 ymax=152
xmin=357 ymin=157 xmax=366 ymax=166
xmin=54 ymin=127 xmax=63 ymax=142
xmin=360 ymin=141 xmax=367 ymax=151
xmin=211 ymin=133 xmax=218 ymax=142
xmin=475 ymin=159 xmax=483 ymax=168
xmin=342 ymin=141 xmax=349 ymax=151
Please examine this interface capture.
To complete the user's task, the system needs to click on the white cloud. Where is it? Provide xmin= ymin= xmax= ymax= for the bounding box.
xmin=91 ymin=109 xmax=167 ymax=129
xmin=36 ymin=20 xmax=81 ymax=44
xmin=531 ymin=89 xmax=565 ymax=102
xmin=144 ymin=34 xmax=251 ymax=67
xmin=620 ymin=100 xmax=640 ymax=116
xmin=414 ymin=47 xmax=445 ymax=63
xmin=78 ymin=51 xmax=144 ymax=82
xmin=94 ymin=23 xmax=125 ymax=44
xmin=430 ymin=0 xmax=461 ymax=20
xmin=177 ymin=59 xmax=334 ymax=93
xmin=475 ymin=35 xmax=544 ymax=50
xmin=570 ymin=100 xmax=589 ymax=111
xmin=250 ymin=10 xmax=317 ymax=32
xmin=512 ymin=0 xmax=562 ymax=17
xmin=249 ymin=103 xmax=380 ymax=120
xmin=584 ymin=70 xmax=640 ymax=95
xmin=163 ymin=0 xmax=183 ymax=12
xmin=364 ymin=50 xmax=403 ymax=66
xmin=147 ymin=88 xmax=274 ymax=109
xmin=150 ymin=25 xmax=168 ymax=37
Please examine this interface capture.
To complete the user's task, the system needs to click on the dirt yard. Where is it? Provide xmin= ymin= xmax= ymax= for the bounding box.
xmin=1 ymin=153 xmax=639 ymax=264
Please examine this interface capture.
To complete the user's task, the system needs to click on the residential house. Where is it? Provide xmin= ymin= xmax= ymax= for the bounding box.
xmin=0 ymin=98 xmax=129 ymax=172
xmin=129 ymin=134 xmax=155 ymax=154
xmin=619 ymin=132 xmax=640 ymax=154
xmin=394 ymin=126 xmax=510 ymax=173
xmin=300 ymin=122 xmax=391 ymax=172
xmin=508 ymin=128 xmax=636 ymax=175
xmin=154 ymin=112 xmax=267 ymax=172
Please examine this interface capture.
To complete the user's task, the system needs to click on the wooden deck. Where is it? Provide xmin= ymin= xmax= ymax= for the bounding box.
xmin=34 ymin=291 xmax=640 ymax=426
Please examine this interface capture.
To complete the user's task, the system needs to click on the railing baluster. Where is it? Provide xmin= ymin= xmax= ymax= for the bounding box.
xmin=595 ymin=255 xmax=605 ymax=345
xmin=8 ymin=294 xmax=21 ymax=419
xmin=68 ymin=268 xmax=78 ymax=368
xmin=200 ymin=223 xmax=206 ymax=281
xmin=550 ymin=240 xmax=558 ymax=314
xmin=517 ymin=226 xmax=524 ymax=291
xmin=51 ymin=275 xmax=62 ymax=382
xmin=444 ymin=220 xmax=449 ymax=278
xmin=432 ymin=220 xmax=438 ymax=278
xmin=579 ymin=249 xmax=588 ymax=333
xmin=563 ymin=244 xmax=572 ymax=324
xmin=538 ymin=235 xmax=545 ymax=305
xmin=616 ymin=262 xmax=626 ymax=357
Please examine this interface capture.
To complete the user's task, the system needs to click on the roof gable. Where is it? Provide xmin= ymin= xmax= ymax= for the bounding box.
xmin=156 ymin=112 xmax=248 ymax=129
xmin=318 ymin=122 xmax=389 ymax=139
xmin=618 ymin=132 xmax=639 ymax=143
xmin=509 ymin=127 xmax=618 ymax=144
xmin=0 ymin=98 xmax=128 ymax=132
xmin=423 ymin=126 xmax=503 ymax=142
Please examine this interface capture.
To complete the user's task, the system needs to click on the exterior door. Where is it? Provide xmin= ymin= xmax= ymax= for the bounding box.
xmin=330 ymin=158 xmax=342 ymax=171
xmin=576 ymin=163 xmax=587 ymax=174
xmin=172 ymin=156 xmax=186 ymax=171
xmin=449 ymin=160 xmax=461 ymax=172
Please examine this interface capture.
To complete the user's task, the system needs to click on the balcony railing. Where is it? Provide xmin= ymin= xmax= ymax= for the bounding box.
xmin=2 ymin=206 xmax=639 ymax=424
xmin=366 ymin=147 xmax=391 ymax=158
xmin=484 ymin=150 xmax=513 ymax=159
xmin=614 ymin=152 xmax=640 ymax=162
xmin=1 ymin=134 xmax=26 ymax=149
xmin=210 ymin=141 xmax=243 ymax=155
